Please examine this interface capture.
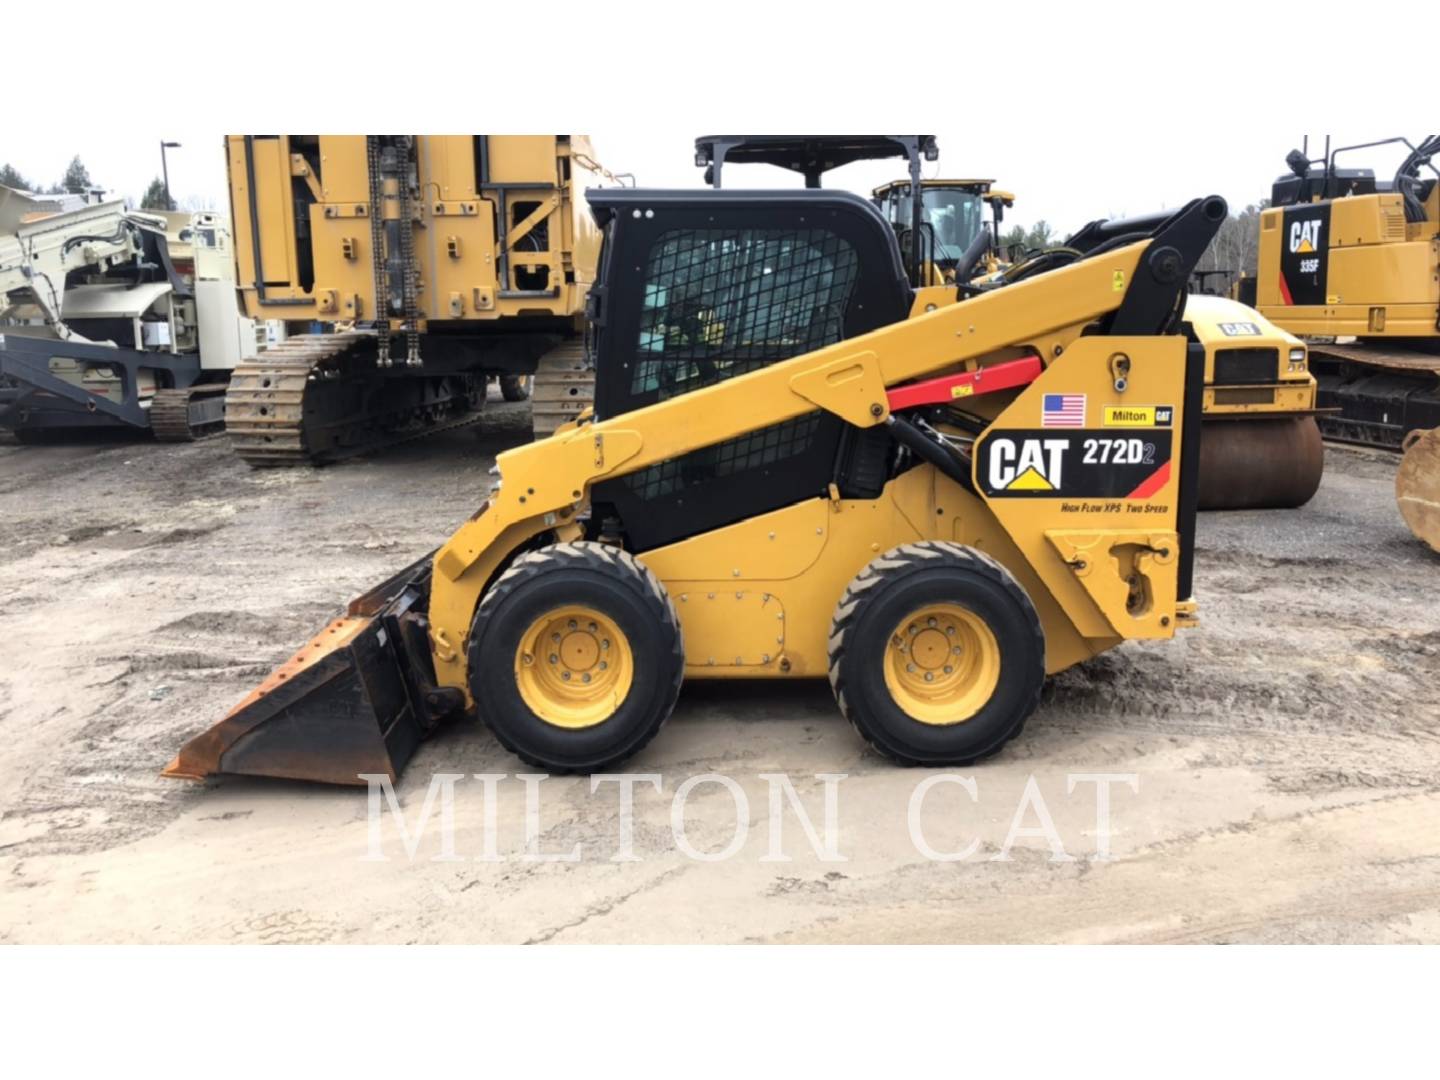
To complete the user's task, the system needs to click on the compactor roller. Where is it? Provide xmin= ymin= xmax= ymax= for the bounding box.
xmin=1183 ymin=296 xmax=1325 ymax=510
xmin=167 ymin=186 xmax=1229 ymax=786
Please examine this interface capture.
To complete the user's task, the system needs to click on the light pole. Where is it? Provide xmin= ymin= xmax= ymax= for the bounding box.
xmin=159 ymin=140 xmax=181 ymax=208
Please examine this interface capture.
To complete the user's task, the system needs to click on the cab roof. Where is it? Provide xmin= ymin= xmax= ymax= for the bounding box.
xmin=695 ymin=136 xmax=937 ymax=183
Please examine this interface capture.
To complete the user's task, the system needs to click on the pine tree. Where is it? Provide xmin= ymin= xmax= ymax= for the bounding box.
xmin=140 ymin=178 xmax=175 ymax=211
xmin=61 ymin=155 xmax=92 ymax=194
xmin=0 ymin=162 xmax=33 ymax=191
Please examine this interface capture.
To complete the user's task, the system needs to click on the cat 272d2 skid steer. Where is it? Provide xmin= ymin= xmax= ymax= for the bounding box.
xmin=166 ymin=187 xmax=1226 ymax=785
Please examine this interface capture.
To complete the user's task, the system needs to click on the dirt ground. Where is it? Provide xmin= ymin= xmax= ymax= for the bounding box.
xmin=1 ymin=407 xmax=1437 ymax=944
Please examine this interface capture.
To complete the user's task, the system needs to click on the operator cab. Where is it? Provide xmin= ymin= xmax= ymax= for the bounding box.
xmin=584 ymin=186 xmax=911 ymax=550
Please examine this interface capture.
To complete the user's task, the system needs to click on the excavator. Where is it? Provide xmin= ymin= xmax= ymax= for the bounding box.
xmin=1249 ymin=134 xmax=1440 ymax=551
xmin=221 ymin=135 xmax=618 ymax=464
xmin=165 ymin=166 xmax=1229 ymax=785
xmin=699 ymin=138 xmax=1323 ymax=511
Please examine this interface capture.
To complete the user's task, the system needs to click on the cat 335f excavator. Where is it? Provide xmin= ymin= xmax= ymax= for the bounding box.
xmin=166 ymin=180 xmax=1227 ymax=785
xmin=1248 ymin=134 xmax=1440 ymax=551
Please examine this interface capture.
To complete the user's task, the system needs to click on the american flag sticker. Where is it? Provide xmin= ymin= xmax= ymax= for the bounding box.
xmin=1041 ymin=393 xmax=1086 ymax=428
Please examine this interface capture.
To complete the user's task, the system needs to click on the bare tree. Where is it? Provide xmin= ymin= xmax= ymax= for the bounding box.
xmin=1196 ymin=201 xmax=1269 ymax=288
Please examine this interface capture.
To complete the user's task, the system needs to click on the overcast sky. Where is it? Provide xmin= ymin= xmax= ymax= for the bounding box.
xmin=3 ymin=128 xmax=1425 ymax=238
xmin=4 ymin=0 xmax=1432 ymax=237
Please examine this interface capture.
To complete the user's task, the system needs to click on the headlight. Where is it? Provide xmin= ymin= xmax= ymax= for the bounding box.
xmin=1287 ymin=347 xmax=1307 ymax=372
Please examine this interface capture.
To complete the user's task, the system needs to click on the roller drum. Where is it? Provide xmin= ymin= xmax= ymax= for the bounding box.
xmin=1197 ymin=416 xmax=1324 ymax=510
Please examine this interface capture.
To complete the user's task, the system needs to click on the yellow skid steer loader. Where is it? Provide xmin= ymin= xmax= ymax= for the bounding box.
xmin=166 ymin=187 xmax=1227 ymax=784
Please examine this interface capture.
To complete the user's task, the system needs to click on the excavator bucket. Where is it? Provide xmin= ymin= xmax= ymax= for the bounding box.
xmin=163 ymin=555 xmax=457 ymax=786
xmin=1197 ymin=416 xmax=1325 ymax=510
xmin=1397 ymin=427 xmax=1440 ymax=553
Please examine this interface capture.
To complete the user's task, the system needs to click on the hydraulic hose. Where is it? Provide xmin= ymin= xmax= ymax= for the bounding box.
xmin=952 ymin=226 xmax=992 ymax=286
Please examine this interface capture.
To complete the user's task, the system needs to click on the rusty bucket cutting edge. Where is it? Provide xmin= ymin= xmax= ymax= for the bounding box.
xmin=162 ymin=556 xmax=439 ymax=787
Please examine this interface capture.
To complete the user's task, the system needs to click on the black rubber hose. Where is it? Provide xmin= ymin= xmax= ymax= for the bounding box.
xmin=886 ymin=414 xmax=976 ymax=494
xmin=1395 ymin=133 xmax=1440 ymax=223
xmin=952 ymin=226 xmax=993 ymax=285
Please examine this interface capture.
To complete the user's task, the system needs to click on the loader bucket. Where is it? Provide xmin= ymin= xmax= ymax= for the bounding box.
xmin=1197 ymin=416 xmax=1324 ymax=510
xmin=163 ymin=555 xmax=448 ymax=786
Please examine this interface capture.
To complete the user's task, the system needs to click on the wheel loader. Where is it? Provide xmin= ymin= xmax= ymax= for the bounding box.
xmin=165 ymin=181 xmax=1227 ymax=785
xmin=872 ymin=176 xmax=1016 ymax=282
xmin=221 ymin=135 xmax=618 ymax=464
xmin=1249 ymin=133 xmax=1440 ymax=551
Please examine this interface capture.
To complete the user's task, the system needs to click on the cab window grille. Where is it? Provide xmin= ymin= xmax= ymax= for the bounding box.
xmin=631 ymin=228 xmax=859 ymax=398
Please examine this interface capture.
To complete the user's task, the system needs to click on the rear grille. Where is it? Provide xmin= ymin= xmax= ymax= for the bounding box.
xmin=1213 ymin=347 xmax=1279 ymax=385
xmin=1214 ymin=387 xmax=1276 ymax=406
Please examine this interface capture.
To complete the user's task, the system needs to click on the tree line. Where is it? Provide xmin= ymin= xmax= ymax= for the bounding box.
xmin=1 ymin=154 xmax=177 ymax=211
xmin=1002 ymin=207 xmax=1262 ymax=274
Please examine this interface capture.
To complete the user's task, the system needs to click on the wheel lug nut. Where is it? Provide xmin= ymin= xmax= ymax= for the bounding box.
xmin=599 ymin=661 xmax=607 ymax=670
xmin=953 ymin=647 xmax=962 ymax=655
xmin=568 ymin=620 xmax=577 ymax=630
xmin=927 ymin=617 xmax=936 ymax=627
xmin=588 ymin=621 xmax=597 ymax=632
xmin=944 ymin=665 xmax=953 ymax=674
xmin=561 ymin=671 xmax=571 ymax=681
xmin=924 ymin=672 xmax=934 ymax=682
xmin=548 ymin=654 xmax=558 ymax=664
xmin=906 ymin=663 xmax=915 ymax=673
xmin=946 ymin=626 xmax=955 ymax=636
xmin=601 ymin=639 xmax=610 ymax=649
xmin=582 ymin=673 xmax=591 ymax=683
xmin=552 ymin=633 xmax=561 ymax=643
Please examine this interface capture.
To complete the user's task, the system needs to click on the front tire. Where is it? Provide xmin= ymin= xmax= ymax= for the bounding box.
xmin=468 ymin=541 xmax=684 ymax=771
xmin=827 ymin=541 xmax=1045 ymax=766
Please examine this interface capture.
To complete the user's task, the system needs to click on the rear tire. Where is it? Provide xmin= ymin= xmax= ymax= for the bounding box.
xmin=468 ymin=541 xmax=684 ymax=772
xmin=827 ymin=541 xmax=1045 ymax=766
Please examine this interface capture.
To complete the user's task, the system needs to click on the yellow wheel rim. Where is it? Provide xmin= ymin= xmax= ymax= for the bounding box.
xmin=513 ymin=606 xmax=633 ymax=729
xmin=883 ymin=603 xmax=1001 ymax=725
